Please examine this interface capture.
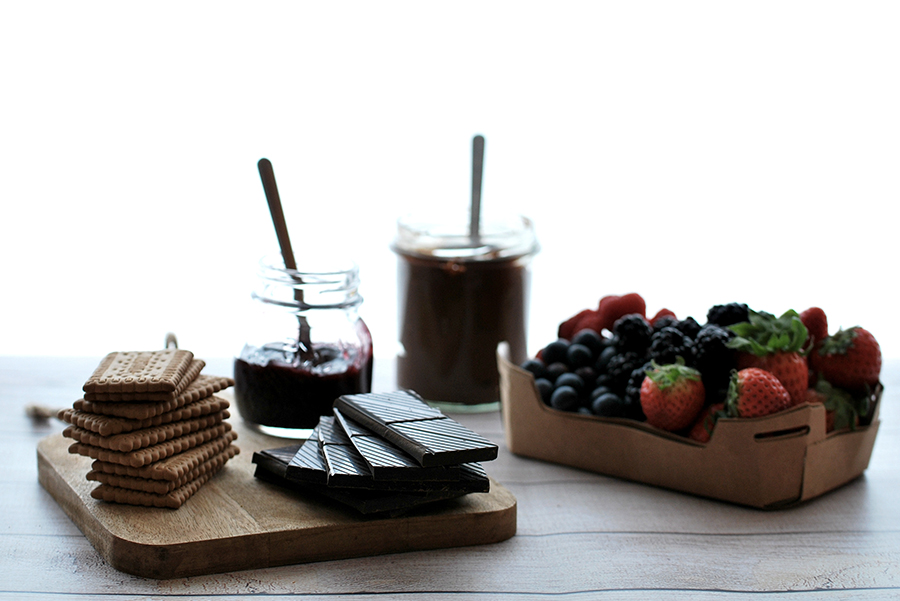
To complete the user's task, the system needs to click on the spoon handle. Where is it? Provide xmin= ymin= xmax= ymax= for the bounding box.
xmin=470 ymin=135 xmax=485 ymax=241
xmin=258 ymin=158 xmax=297 ymax=270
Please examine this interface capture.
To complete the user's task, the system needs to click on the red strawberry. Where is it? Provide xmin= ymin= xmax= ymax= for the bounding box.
xmin=809 ymin=327 xmax=881 ymax=393
xmin=639 ymin=360 xmax=705 ymax=432
xmin=728 ymin=309 xmax=809 ymax=406
xmin=650 ymin=308 xmax=677 ymax=326
xmin=736 ymin=351 xmax=808 ymax=407
xmin=688 ymin=402 xmax=724 ymax=443
xmin=725 ymin=367 xmax=792 ymax=418
xmin=597 ymin=293 xmax=646 ymax=332
xmin=558 ymin=309 xmax=596 ymax=340
xmin=799 ymin=307 xmax=828 ymax=348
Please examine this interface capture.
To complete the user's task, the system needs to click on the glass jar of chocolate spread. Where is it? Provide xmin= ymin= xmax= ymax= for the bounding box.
xmin=234 ymin=255 xmax=373 ymax=438
xmin=392 ymin=214 xmax=538 ymax=412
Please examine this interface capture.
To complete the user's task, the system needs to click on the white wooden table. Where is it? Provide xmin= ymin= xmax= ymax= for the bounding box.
xmin=2 ymin=355 xmax=899 ymax=599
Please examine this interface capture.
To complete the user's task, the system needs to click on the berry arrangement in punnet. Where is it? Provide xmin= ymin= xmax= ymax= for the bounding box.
xmin=521 ymin=294 xmax=882 ymax=442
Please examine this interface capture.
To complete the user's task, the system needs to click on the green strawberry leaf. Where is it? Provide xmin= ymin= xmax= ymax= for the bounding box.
xmin=644 ymin=357 xmax=701 ymax=390
xmin=727 ymin=309 xmax=808 ymax=356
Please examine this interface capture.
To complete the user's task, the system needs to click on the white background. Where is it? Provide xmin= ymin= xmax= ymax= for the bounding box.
xmin=2 ymin=2 xmax=898 ymax=366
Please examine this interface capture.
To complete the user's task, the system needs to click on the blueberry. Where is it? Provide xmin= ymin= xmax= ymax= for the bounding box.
xmin=544 ymin=362 xmax=569 ymax=382
xmin=555 ymin=372 xmax=585 ymax=395
xmin=574 ymin=366 xmax=597 ymax=386
xmin=566 ymin=343 xmax=593 ymax=368
xmin=595 ymin=346 xmax=617 ymax=372
xmin=571 ymin=329 xmax=604 ymax=356
xmin=542 ymin=340 xmax=570 ymax=365
xmin=550 ymin=385 xmax=581 ymax=411
xmin=591 ymin=392 xmax=626 ymax=417
xmin=534 ymin=378 xmax=554 ymax=404
xmin=521 ymin=358 xmax=546 ymax=379
xmin=590 ymin=385 xmax=613 ymax=400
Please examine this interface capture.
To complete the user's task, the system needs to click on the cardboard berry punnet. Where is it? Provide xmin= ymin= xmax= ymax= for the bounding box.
xmin=497 ymin=343 xmax=881 ymax=509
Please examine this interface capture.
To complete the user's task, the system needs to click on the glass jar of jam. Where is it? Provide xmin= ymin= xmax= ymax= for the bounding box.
xmin=392 ymin=214 xmax=539 ymax=412
xmin=234 ymin=255 xmax=373 ymax=438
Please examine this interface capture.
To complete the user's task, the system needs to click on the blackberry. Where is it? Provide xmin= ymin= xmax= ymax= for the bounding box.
xmin=624 ymin=362 xmax=652 ymax=410
xmin=649 ymin=327 xmax=694 ymax=366
xmin=675 ymin=316 xmax=702 ymax=340
xmin=605 ymin=351 xmax=645 ymax=396
xmin=651 ymin=315 xmax=678 ymax=332
xmin=706 ymin=303 xmax=750 ymax=327
xmin=694 ymin=324 xmax=738 ymax=404
xmin=613 ymin=315 xmax=653 ymax=355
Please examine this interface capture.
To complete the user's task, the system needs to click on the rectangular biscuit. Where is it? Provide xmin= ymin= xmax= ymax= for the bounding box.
xmin=63 ymin=410 xmax=230 ymax=452
xmin=68 ymin=422 xmax=232 ymax=467
xmin=90 ymin=430 xmax=238 ymax=481
xmin=74 ymin=374 xmax=234 ymax=419
xmin=90 ymin=468 xmax=220 ymax=509
xmin=83 ymin=350 xmax=195 ymax=394
xmin=83 ymin=359 xmax=205 ymax=402
xmin=333 ymin=390 xmax=499 ymax=467
xmin=87 ymin=444 xmax=239 ymax=494
xmin=60 ymin=395 xmax=230 ymax=437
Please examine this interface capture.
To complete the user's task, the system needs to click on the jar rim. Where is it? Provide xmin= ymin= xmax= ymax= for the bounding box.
xmin=254 ymin=254 xmax=362 ymax=310
xmin=391 ymin=213 xmax=539 ymax=261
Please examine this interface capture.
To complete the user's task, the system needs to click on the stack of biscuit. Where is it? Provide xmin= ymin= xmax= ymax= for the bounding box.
xmin=59 ymin=349 xmax=239 ymax=509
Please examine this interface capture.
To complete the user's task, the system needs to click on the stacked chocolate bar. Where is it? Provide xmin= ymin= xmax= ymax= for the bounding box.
xmin=252 ymin=390 xmax=498 ymax=515
xmin=59 ymin=349 xmax=239 ymax=509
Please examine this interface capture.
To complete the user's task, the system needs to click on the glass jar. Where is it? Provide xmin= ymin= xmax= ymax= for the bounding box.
xmin=233 ymin=254 xmax=373 ymax=438
xmin=392 ymin=214 xmax=539 ymax=412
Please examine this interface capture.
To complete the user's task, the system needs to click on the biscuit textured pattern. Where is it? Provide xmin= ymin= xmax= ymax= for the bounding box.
xmin=83 ymin=350 xmax=195 ymax=394
xmin=87 ymin=445 xmax=239 ymax=494
xmin=75 ymin=375 xmax=234 ymax=419
xmin=90 ymin=469 xmax=219 ymax=509
xmin=63 ymin=411 xmax=230 ymax=452
xmin=89 ymin=431 xmax=238 ymax=480
xmin=68 ymin=423 xmax=232 ymax=467
xmin=60 ymin=395 xmax=230 ymax=437
xmin=83 ymin=359 xmax=206 ymax=401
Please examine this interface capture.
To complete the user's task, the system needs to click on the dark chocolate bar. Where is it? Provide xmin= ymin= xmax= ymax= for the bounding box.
xmin=253 ymin=440 xmax=484 ymax=516
xmin=333 ymin=408 xmax=466 ymax=481
xmin=333 ymin=391 xmax=499 ymax=467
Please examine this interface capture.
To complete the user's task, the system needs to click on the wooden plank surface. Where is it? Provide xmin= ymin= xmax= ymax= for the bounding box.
xmin=2 ymin=356 xmax=900 ymax=599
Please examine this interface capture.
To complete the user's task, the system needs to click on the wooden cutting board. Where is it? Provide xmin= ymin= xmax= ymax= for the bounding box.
xmin=37 ymin=422 xmax=517 ymax=580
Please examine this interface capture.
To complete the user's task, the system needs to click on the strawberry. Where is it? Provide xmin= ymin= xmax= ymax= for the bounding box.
xmin=809 ymin=326 xmax=881 ymax=394
xmin=597 ymin=293 xmax=646 ymax=332
xmin=650 ymin=307 xmax=677 ymax=327
xmin=558 ymin=309 xmax=596 ymax=340
xmin=725 ymin=367 xmax=792 ymax=418
xmin=728 ymin=309 xmax=809 ymax=406
xmin=799 ymin=307 xmax=828 ymax=349
xmin=688 ymin=402 xmax=724 ymax=443
xmin=639 ymin=359 xmax=705 ymax=432
xmin=736 ymin=351 xmax=808 ymax=407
